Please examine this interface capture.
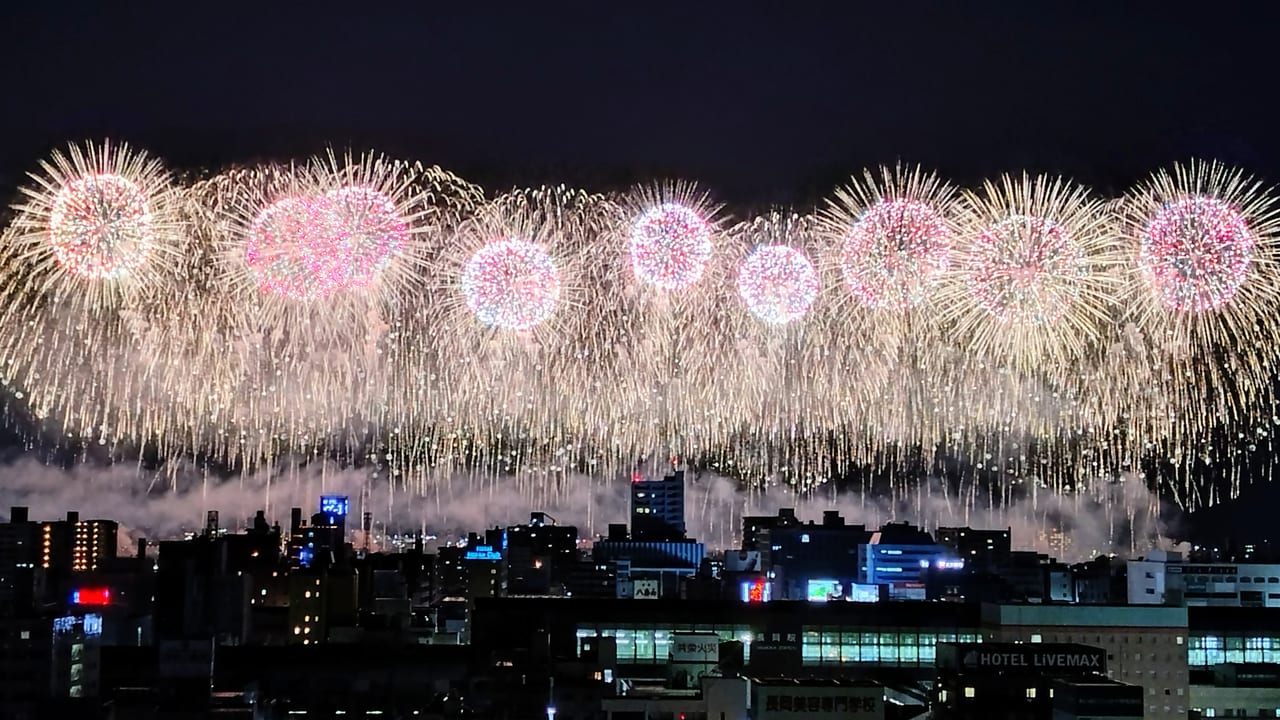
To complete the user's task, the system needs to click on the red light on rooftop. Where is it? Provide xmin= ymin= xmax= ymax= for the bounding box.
xmin=71 ymin=587 xmax=111 ymax=605
xmin=631 ymin=473 xmax=643 ymax=483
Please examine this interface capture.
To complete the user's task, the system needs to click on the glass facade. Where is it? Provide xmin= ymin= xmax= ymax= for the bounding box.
xmin=575 ymin=624 xmax=980 ymax=667
xmin=576 ymin=626 xmax=756 ymax=663
xmin=1188 ymin=634 xmax=1280 ymax=666
xmin=799 ymin=629 xmax=979 ymax=666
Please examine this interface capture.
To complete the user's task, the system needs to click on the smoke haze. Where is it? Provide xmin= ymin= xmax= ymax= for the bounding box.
xmin=0 ymin=454 xmax=1179 ymax=562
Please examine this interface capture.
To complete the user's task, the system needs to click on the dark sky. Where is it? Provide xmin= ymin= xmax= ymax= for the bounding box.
xmin=2 ymin=2 xmax=1279 ymax=205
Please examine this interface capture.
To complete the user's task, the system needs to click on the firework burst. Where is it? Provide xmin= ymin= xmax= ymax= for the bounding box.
xmin=5 ymin=142 xmax=1280 ymax=527
xmin=0 ymin=141 xmax=188 ymax=452
xmin=1113 ymin=161 xmax=1280 ymax=448
xmin=823 ymin=165 xmax=956 ymax=311
xmin=939 ymin=173 xmax=1123 ymax=375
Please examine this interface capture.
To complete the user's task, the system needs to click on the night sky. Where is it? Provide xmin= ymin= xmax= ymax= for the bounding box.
xmin=3 ymin=2 xmax=1280 ymax=205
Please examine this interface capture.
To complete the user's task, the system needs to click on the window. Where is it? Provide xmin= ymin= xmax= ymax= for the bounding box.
xmin=1030 ymin=634 xmax=1042 ymax=643
xmin=964 ymin=687 xmax=975 ymax=698
xmin=1025 ymin=688 xmax=1037 ymax=699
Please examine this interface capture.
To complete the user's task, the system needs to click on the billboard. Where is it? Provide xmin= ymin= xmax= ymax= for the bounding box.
xmin=740 ymin=578 xmax=771 ymax=603
xmin=846 ymin=583 xmax=881 ymax=603
xmin=756 ymin=686 xmax=882 ymax=720
xmin=806 ymin=579 xmax=841 ymax=602
xmin=670 ymin=633 xmax=720 ymax=662
xmin=319 ymin=495 xmax=350 ymax=517
xmin=71 ymin=588 xmax=111 ymax=606
xmin=634 ymin=579 xmax=660 ymax=599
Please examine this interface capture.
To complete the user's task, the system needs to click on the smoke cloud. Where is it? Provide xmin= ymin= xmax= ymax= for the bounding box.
xmin=0 ymin=453 xmax=1180 ymax=562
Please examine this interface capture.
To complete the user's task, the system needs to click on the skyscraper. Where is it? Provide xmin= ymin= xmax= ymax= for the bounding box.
xmin=630 ymin=470 xmax=686 ymax=541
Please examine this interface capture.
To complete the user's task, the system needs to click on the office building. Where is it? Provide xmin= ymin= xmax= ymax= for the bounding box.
xmin=631 ymin=470 xmax=686 ymax=541
xmin=1129 ymin=550 xmax=1280 ymax=608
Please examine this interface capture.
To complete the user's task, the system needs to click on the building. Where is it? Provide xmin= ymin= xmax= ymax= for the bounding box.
xmin=1189 ymin=663 xmax=1280 ymax=719
xmin=601 ymin=676 xmax=748 ymax=720
xmin=980 ymin=604 xmax=1190 ymax=720
xmin=51 ymin=612 xmax=103 ymax=698
xmin=934 ymin=641 xmax=1137 ymax=720
xmin=39 ymin=511 xmax=118 ymax=574
xmin=859 ymin=522 xmax=958 ymax=596
xmin=631 ymin=470 xmax=686 ymax=541
xmin=1129 ymin=550 xmax=1280 ymax=608
xmin=756 ymin=511 xmax=870 ymax=601
xmin=742 ymin=508 xmax=801 ymax=551
xmin=505 ymin=512 xmax=578 ymax=596
xmin=936 ymin=526 xmax=1012 ymax=571
xmin=288 ymin=570 xmax=358 ymax=644
xmin=751 ymin=678 xmax=884 ymax=720
xmin=592 ymin=537 xmax=705 ymax=598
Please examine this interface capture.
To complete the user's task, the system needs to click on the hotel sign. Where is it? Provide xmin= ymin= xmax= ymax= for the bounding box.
xmin=961 ymin=647 xmax=1104 ymax=672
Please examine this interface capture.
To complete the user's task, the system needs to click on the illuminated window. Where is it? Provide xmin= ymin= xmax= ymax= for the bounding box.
xmin=964 ymin=687 xmax=975 ymax=698
xmin=1026 ymin=688 xmax=1036 ymax=699
xmin=293 ymin=627 xmax=301 ymax=635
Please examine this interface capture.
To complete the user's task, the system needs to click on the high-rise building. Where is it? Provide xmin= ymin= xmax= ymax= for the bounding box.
xmin=39 ymin=512 xmax=118 ymax=574
xmin=631 ymin=470 xmax=686 ymax=541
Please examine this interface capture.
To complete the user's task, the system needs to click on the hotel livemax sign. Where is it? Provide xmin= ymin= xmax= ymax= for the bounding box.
xmin=956 ymin=645 xmax=1106 ymax=675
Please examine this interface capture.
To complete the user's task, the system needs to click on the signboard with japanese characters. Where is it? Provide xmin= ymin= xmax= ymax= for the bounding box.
xmin=755 ymin=686 xmax=883 ymax=720
xmin=669 ymin=633 xmax=720 ymax=663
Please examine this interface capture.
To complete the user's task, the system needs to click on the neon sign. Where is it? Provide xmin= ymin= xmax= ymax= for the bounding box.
xmin=319 ymin=495 xmax=349 ymax=517
xmin=71 ymin=587 xmax=111 ymax=605
xmin=464 ymin=545 xmax=502 ymax=561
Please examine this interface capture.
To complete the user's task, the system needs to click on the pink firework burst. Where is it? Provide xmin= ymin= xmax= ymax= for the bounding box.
xmin=1139 ymin=195 xmax=1255 ymax=312
xmin=737 ymin=245 xmax=820 ymax=324
xmin=326 ymin=186 xmax=407 ymax=291
xmin=840 ymin=199 xmax=950 ymax=308
xmin=48 ymin=173 xmax=154 ymax=279
xmin=462 ymin=239 xmax=561 ymax=330
xmin=967 ymin=215 xmax=1085 ymax=324
xmin=244 ymin=195 xmax=345 ymax=302
xmin=629 ymin=203 xmax=713 ymax=290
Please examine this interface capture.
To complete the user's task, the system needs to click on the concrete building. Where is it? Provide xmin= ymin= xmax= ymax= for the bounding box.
xmin=1189 ymin=663 xmax=1280 ymax=719
xmin=1129 ymin=550 xmax=1280 ymax=608
xmin=934 ymin=642 xmax=1140 ymax=720
xmin=980 ymin=604 xmax=1190 ymax=720
xmin=630 ymin=470 xmax=687 ymax=541
xmin=602 ymin=676 xmax=748 ymax=720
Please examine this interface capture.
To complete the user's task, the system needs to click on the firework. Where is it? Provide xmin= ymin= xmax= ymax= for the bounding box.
xmin=628 ymin=200 xmax=715 ymax=290
xmin=462 ymin=239 xmax=562 ymax=330
xmin=824 ymin=166 xmax=955 ymax=309
xmin=737 ymin=244 xmax=819 ymax=324
xmin=1139 ymin=190 xmax=1256 ymax=313
xmin=1112 ymin=161 xmax=1280 ymax=457
xmin=6 ymin=141 xmax=185 ymax=305
xmin=0 ymin=141 xmax=187 ymax=453
xmin=939 ymin=173 xmax=1123 ymax=374
xmin=5 ymin=143 xmax=1280 ymax=532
